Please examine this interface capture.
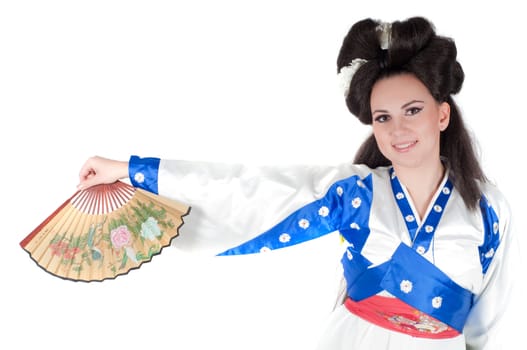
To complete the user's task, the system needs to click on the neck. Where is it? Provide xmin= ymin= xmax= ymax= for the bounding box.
xmin=393 ymin=160 xmax=446 ymax=218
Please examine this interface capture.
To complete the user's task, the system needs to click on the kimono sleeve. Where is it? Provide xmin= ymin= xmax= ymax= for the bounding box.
xmin=463 ymin=186 xmax=520 ymax=350
xmin=217 ymin=180 xmax=348 ymax=255
xmin=128 ymin=155 xmax=367 ymax=255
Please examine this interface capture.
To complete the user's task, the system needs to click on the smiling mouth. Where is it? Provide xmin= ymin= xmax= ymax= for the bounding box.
xmin=393 ymin=141 xmax=418 ymax=152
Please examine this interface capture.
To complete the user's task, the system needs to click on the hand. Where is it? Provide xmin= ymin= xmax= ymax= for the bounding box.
xmin=77 ymin=156 xmax=129 ymax=190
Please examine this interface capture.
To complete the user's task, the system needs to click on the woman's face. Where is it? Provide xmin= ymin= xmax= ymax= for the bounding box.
xmin=370 ymin=73 xmax=450 ymax=172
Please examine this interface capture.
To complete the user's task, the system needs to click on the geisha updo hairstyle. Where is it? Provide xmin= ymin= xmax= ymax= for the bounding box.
xmin=337 ymin=17 xmax=486 ymax=210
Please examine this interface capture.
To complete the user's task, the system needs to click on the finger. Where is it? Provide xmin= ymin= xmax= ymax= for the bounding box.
xmin=78 ymin=159 xmax=101 ymax=181
xmin=77 ymin=175 xmax=102 ymax=190
xmin=78 ymin=169 xmax=95 ymax=182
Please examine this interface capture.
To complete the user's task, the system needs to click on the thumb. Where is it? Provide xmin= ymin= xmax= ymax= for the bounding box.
xmin=77 ymin=176 xmax=105 ymax=191
xmin=76 ymin=179 xmax=92 ymax=191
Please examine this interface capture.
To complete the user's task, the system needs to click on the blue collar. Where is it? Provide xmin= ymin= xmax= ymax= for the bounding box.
xmin=389 ymin=167 xmax=453 ymax=254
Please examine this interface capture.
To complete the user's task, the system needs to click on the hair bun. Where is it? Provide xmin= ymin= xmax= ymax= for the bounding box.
xmin=337 ymin=16 xmax=465 ymax=123
xmin=389 ymin=17 xmax=436 ymax=67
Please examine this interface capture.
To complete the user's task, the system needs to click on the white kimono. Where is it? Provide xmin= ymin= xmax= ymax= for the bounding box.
xmin=128 ymin=156 xmax=516 ymax=350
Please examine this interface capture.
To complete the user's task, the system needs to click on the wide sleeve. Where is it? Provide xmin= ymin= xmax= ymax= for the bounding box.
xmin=128 ymin=155 xmax=367 ymax=255
xmin=463 ymin=186 xmax=520 ymax=350
xmin=217 ymin=180 xmax=348 ymax=256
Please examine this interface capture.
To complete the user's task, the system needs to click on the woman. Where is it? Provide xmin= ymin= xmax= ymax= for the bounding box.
xmin=77 ymin=17 xmax=515 ymax=349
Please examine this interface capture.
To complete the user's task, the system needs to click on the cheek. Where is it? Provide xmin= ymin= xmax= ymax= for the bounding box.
xmin=372 ymin=127 xmax=388 ymax=146
xmin=422 ymin=121 xmax=442 ymax=139
xmin=423 ymin=113 xmax=444 ymax=134
xmin=372 ymin=129 xmax=391 ymax=154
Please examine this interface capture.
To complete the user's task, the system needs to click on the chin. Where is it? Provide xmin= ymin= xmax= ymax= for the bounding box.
xmin=389 ymin=159 xmax=424 ymax=171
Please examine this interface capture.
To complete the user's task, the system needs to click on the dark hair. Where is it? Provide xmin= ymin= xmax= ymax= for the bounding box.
xmin=337 ymin=17 xmax=486 ymax=210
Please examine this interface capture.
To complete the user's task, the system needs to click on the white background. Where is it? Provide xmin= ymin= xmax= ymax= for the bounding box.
xmin=1 ymin=1 xmax=525 ymax=349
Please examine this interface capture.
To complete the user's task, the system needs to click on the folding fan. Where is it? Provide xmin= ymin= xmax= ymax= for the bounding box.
xmin=20 ymin=181 xmax=191 ymax=282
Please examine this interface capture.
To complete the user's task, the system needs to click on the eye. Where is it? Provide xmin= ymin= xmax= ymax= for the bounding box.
xmin=374 ymin=114 xmax=390 ymax=123
xmin=405 ymin=107 xmax=422 ymax=116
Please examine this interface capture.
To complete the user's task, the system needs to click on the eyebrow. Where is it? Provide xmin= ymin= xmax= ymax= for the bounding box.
xmin=401 ymin=99 xmax=424 ymax=109
xmin=372 ymin=99 xmax=425 ymax=114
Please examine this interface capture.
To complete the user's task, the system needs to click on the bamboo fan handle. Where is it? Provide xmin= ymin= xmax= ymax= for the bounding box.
xmin=71 ymin=181 xmax=135 ymax=215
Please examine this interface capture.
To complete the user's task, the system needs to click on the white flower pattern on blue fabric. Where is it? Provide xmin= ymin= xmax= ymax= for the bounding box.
xmin=400 ymin=280 xmax=413 ymax=293
xmin=351 ymin=197 xmax=362 ymax=208
xmin=347 ymin=250 xmax=353 ymax=260
xmin=298 ymin=219 xmax=310 ymax=229
xmin=336 ymin=186 xmax=344 ymax=196
xmin=260 ymin=247 xmax=271 ymax=253
xmin=416 ymin=246 xmax=426 ymax=254
xmin=405 ymin=215 xmax=415 ymax=223
xmin=493 ymin=222 xmax=499 ymax=234
xmin=134 ymin=172 xmax=145 ymax=184
xmin=433 ymin=205 xmax=443 ymax=213
xmin=485 ymin=248 xmax=495 ymax=258
xmin=279 ymin=233 xmax=291 ymax=243
xmin=432 ymin=296 xmax=443 ymax=309
xmin=442 ymin=187 xmax=451 ymax=195
xmin=350 ymin=222 xmax=360 ymax=230
xmin=396 ymin=192 xmax=405 ymax=200
xmin=425 ymin=225 xmax=434 ymax=233
xmin=318 ymin=206 xmax=329 ymax=217
xmin=357 ymin=180 xmax=365 ymax=188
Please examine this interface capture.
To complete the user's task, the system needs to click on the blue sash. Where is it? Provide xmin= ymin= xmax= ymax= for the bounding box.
xmin=342 ymin=243 xmax=473 ymax=332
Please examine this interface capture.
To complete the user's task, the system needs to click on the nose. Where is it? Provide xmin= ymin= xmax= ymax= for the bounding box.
xmin=389 ymin=116 xmax=408 ymax=136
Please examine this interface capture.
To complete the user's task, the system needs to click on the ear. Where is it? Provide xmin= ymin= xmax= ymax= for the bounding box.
xmin=438 ymin=102 xmax=450 ymax=131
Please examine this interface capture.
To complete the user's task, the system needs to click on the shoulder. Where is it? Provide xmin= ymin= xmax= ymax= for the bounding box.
xmin=304 ymin=162 xmax=388 ymax=198
xmin=328 ymin=163 xmax=390 ymax=187
xmin=476 ymin=181 xmax=515 ymax=274
xmin=478 ymin=181 xmax=513 ymax=254
xmin=479 ymin=181 xmax=512 ymax=220
xmin=330 ymin=162 xmax=390 ymax=179
xmin=326 ymin=164 xmax=391 ymax=197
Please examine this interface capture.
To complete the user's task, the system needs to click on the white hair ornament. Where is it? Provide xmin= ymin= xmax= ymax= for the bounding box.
xmin=337 ymin=21 xmax=393 ymax=97
xmin=337 ymin=58 xmax=367 ymax=97
xmin=376 ymin=22 xmax=392 ymax=50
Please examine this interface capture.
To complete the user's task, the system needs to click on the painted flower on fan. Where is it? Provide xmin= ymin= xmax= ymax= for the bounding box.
xmin=110 ymin=225 xmax=132 ymax=249
xmin=49 ymin=240 xmax=79 ymax=260
xmin=63 ymin=247 xmax=81 ymax=259
xmin=50 ymin=241 xmax=69 ymax=256
xmin=141 ymin=217 xmax=162 ymax=240
xmin=125 ymin=246 xmax=138 ymax=263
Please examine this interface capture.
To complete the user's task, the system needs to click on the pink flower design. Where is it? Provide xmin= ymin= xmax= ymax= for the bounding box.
xmin=50 ymin=241 xmax=68 ymax=256
xmin=110 ymin=225 xmax=132 ymax=249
